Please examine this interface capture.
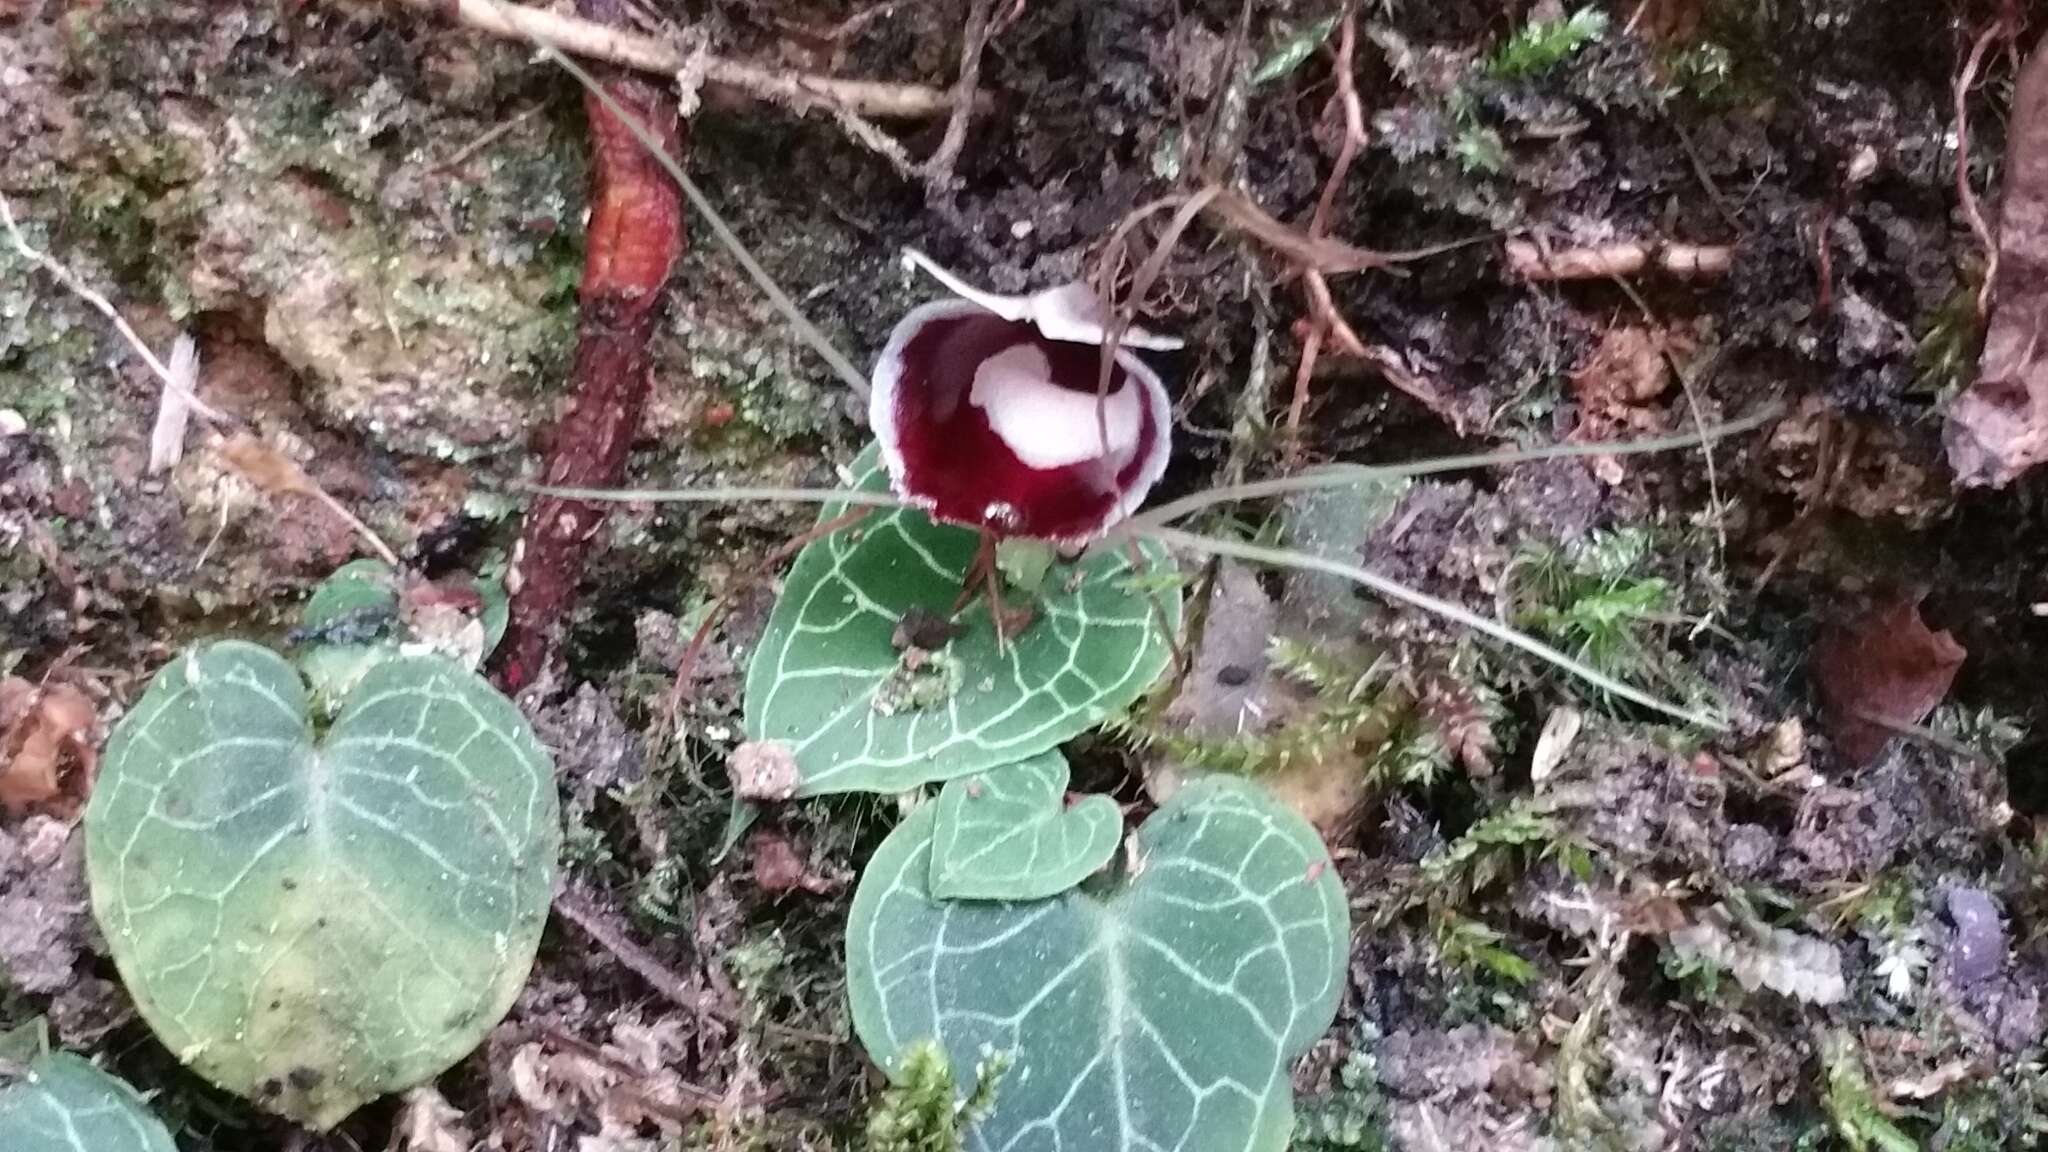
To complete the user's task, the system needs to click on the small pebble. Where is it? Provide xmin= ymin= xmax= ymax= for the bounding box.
xmin=0 ymin=408 xmax=25 ymax=437
xmin=1946 ymin=886 xmax=2006 ymax=986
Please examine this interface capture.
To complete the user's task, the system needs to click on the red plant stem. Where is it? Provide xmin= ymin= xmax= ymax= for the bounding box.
xmin=495 ymin=6 xmax=684 ymax=693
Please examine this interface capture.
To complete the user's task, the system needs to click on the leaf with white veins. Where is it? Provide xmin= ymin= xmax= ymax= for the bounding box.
xmin=85 ymin=641 xmax=558 ymax=1129
xmin=0 ymin=1054 xmax=178 ymax=1152
xmin=930 ymin=751 xmax=1121 ymax=900
xmin=745 ymin=444 xmax=1180 ymax=797
xmin=848 ymin=776 xmax=1348 ymax=1152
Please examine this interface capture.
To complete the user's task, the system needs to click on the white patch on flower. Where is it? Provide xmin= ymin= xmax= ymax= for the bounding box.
xmin=901 ymin=249 xmax=1184 ymax=350
xmin=982 ymin=501 xmax=1021 ymax=529
xmin=969 ymin=344 xmax=1141 ymax=471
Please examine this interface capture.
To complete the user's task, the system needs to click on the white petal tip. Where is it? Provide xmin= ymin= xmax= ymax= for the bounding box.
xmin=900 ymin=249 xmax=1185 ymax=351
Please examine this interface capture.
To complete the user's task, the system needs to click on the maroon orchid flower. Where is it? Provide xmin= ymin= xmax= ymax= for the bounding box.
xmin=870 ymin=250 xmax=1177 ymax=544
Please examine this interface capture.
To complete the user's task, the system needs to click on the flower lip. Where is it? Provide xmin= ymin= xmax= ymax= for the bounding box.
xmin=870 ymin=255 xmax=1176 ymax=544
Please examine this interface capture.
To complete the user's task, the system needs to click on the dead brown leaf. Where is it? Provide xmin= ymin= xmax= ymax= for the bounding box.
xmin=216 ymin=431 xmax=319 ymax=498
xmin=1 ymin=677 xmax=99 ymax=818
xmin=1571 ymin=325 xmax=1673 ymax=417
xmin=1812 ymin=597 xmax=1966 ymax=767
xmin=747 ymin=829 xmax=837 ymax=896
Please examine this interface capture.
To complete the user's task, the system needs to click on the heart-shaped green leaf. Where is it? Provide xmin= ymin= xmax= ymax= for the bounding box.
xmin=85 ymin=641 xmax=559 ymax=1130
xmin=745 ymin=445 xmax=1181 ymax=797
xmin=929 ymin=751 xmax=1121 ymax=900
xmin=0 ymin=1053 xmax=178 ymax=1152
xmin=848 ymin=777 xmax=1348 ymax=1152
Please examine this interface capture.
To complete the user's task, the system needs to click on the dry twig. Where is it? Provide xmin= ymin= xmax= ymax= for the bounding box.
xmin=551 ymin=887 xmax=838 ymax=1045
xmin=1505 ymin=237 xmax=1733 ymax=281
xmin=551 ymin=887 xmax=725 ymax=1024
xmin=390 ymin=0 xmax=978 ymax=121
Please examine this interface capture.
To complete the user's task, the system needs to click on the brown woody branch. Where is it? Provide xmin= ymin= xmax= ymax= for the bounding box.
xmin=391 ymin=0 xmax=983 ymax=121
xmin=494 ymin=8 xmax=684 ymax=693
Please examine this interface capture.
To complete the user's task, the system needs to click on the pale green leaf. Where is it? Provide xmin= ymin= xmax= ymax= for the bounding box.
xmin=929 ymin=751 xmax=1121 ymax=901
xmin=0 ymin=1054 xmax=178 ymax=1152
xmin=745 ymin=445 xmax=1181 ymax=797
xmin=848 ymin=777 xmax=1349 ymax=1152
xmin=84 ymin=641 xmax=559 ymax=1130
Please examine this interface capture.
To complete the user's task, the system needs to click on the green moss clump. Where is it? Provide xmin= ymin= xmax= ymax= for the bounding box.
xmin=861 ymin=1041 xmax=1008 ymax=1152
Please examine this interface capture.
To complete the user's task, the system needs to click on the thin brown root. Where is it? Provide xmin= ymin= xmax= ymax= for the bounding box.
xmin=1957 ymin=17 xmax=2009 ymax=317
xmin=1304 ymin=269 xmax=1463 ymax=429
xmin=1287 ymin=319 xmax=1326 ymax=439
xmin=921 ymin=0 xmax=997 ymax=194
xmin=1286 ymin=12 xmax=1368 ymax=445
xmin=1204 ymin=190 xmax=1481 ymax=274
xmin=1307 ymin=12 xmax=1367 ymax=241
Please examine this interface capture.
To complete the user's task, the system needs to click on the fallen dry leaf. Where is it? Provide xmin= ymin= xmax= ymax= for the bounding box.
xmin=0 ymin=677 xmax=99 ymax=817
xmin=1947 ymin=29 xmax=2048 ymax=485
xmin=398 ymin=1086 xmax=474 ymax=1152
xmin=216 ymin=431 xmax=319 ymax=498
xmin=1571 ymin=325 xmax=1673 ymax=416
xmin=1570 ymin=324 xmax=1694 ymax=484
xmin=1527 ymin=706 xmax=1582 ymax=788
xmin=747 ymin=829 xmax=837 ymax=896
xmin=1811 ymin=597 xmax=1965 ymax=767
